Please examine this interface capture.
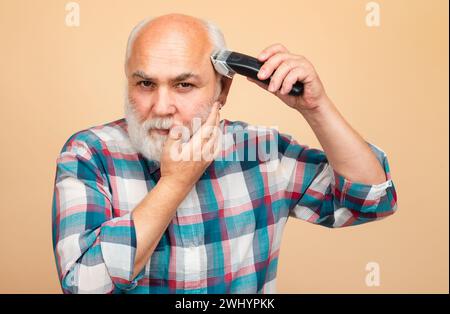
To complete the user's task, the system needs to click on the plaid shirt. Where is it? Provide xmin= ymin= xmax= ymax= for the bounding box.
xmin=52 ymin=118 xmax=397 ymax=294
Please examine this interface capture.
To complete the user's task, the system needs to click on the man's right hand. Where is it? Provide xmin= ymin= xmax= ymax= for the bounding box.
xmin=160 ymin=101 xmax=222 ymax=189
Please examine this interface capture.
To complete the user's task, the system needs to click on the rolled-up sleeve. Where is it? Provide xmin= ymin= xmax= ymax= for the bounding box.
xmin=277 ymin=132 xmax=398 ymax=228
xmin=51 ymin=131 xmax=145 ymax=293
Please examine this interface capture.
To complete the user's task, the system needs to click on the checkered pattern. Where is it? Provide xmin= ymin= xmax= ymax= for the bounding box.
xmin=52 ymin=118 xmax=397 ymax=294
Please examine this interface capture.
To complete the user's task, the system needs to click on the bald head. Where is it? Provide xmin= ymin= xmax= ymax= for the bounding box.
xmin=125 ymin=14 xmax=226 ymax=71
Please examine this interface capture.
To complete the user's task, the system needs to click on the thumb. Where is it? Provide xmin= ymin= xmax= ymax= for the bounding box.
xmin=162 ymin=126 xmax=183 ymax=159
xmin=164 ymin=127 xmax=182 ymax=148
xmin=169 ymin=127 xmax=182 ymax=141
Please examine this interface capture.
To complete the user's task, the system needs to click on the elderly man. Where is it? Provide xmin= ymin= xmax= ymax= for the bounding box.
xmin=52 ymin=13 xmax=397 ymax=294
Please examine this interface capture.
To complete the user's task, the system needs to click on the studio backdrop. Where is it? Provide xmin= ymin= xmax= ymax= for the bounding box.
xmin=0 ymin=0 xmax=448 ymax=293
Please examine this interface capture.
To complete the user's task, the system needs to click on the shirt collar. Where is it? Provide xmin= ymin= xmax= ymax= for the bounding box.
xmin=143 ymin=157 xmax=160 ymax=175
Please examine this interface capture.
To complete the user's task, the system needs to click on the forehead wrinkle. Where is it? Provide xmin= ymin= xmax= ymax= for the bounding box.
xmin=131 ymin=41 xmax=207 ymax=78
xmin=131 ymin=45 xmax=212 ymax=83
xmin=137 ymin=39 xmax=208 ymax=64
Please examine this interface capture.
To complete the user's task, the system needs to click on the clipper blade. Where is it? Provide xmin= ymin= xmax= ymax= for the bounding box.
xmin=210 ymin=49 xmax=235 ymax=78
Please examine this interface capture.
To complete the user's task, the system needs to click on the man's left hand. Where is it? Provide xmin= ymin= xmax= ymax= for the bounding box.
xmin=247 ymin=43 xmax=329 ymax=112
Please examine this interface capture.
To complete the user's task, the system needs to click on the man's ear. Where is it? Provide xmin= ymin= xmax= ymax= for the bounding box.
xmin=217 ymin=76 xmax=233 ymax=108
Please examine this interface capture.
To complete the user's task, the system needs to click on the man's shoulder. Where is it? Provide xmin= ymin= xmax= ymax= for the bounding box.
xmin=60 ymin=118 xmax=130 ymax=154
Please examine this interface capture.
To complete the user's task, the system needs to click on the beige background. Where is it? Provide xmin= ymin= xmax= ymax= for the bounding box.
xmin=0 ymin=0 xmax=448 ymax=293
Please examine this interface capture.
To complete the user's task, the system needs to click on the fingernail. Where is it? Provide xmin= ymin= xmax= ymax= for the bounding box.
xmin=259 ymin=53 xmax=266 ymax=60
xmin=258 ymin=69 xmax=266 ymax=79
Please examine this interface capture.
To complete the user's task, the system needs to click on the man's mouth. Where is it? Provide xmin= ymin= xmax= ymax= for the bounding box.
xmin=149 ymin=128 xmax=170 ymax=135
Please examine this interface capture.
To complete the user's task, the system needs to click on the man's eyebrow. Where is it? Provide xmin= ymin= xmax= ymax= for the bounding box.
xmin=131 ymin=70 xmax=201 ymax=82
xmin=173 ymin=72 xmax=201 ymax=82
xmin=132 ymin=70 xmax=152 ymax=80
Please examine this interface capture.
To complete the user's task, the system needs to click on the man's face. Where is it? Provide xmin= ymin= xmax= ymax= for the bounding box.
xmin=124 ymin=22 xmax=222 ymax=161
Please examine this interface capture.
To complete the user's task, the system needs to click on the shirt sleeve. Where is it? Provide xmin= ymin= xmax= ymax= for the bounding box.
xmin=51 ymin=131 xmax=145 ymax=294
xmin=277 ymin=132 xmax=398 ymax=228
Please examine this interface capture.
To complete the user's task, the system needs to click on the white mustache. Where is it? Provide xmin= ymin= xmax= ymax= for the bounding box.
xmin=142 ymin=117 xmax=174 ymax=132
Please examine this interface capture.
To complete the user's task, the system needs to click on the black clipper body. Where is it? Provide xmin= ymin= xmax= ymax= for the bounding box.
xmin=210 ymin=50 xmax=304 ymax=96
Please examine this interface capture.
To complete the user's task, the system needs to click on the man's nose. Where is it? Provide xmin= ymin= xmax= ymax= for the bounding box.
xmin=151 ymin=87 xmax=176 ymax=116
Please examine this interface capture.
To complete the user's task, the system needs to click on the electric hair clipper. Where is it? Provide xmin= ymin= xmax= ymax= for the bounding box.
xmin=210 ymin=50 xmax=304 ymax=96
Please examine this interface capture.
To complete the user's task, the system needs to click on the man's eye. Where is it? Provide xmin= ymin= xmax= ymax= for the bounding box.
xmin=138 ymin=81 xmax=153 ymax=88
xmin=177 ymin=82 xmax=194 ymax=89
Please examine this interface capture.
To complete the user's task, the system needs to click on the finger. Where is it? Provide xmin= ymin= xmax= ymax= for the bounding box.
xmin=164 ymin=126 xmax=183 ymax=160
xmin=201 ymin=132 xmax=216 ymax=161
xmin=201 ymin=101 xmax=220 ymax=133
xmin=206 ymin=101 xmax=220 ymax=126
xmin=200 ymin=106 xmax=220 ymax=147
xmin=198 ymin=101 xmax=220 ymax=142
xmin=188 ymin=102 xmax=220 ymax=159
xmin=211 ymin=127 xmax=222 ymax=160
xmin=201 ymin=110 xmax=219 ymax=143
xmin=165 ymin=126 xmax=183 ymax=145
xmin=268 ymin=59 xmax=301 ymax=93
xmin=189 ymin=101 xmax=219 ymax=136
xmin=208 ymin=111 xmax=223 ymax=160
xmin=215 ymin=104 xmax=220 ymax=125
xmin=280 ymin=67 xmax=307 ymax=95
xmin=179 ymin=140 xmax=191 ymax=161
xmin=200 ymin=107 xmax=220 ymax=153
xmin=202 ymin=124 xmax=221 ymax=161
xmin=257 ymin=52 xmax=294 ymax=80
xmin=257 ymin=43 xmax=289 ymax=62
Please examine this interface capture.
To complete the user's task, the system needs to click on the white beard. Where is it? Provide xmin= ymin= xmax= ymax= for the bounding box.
xmin=124 ymin=95 xmax=214 ymax=163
